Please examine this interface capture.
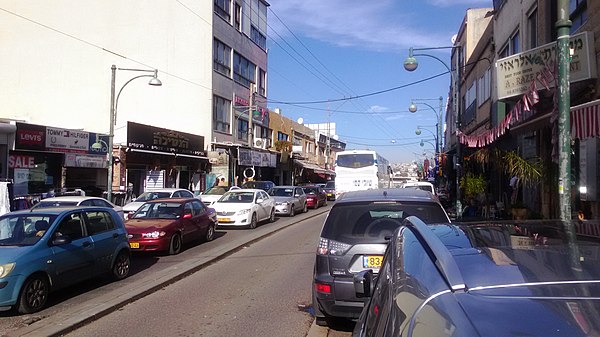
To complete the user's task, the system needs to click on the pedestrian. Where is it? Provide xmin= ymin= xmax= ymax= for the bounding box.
xmin=218 ymin=177 xmax=227 ymax=186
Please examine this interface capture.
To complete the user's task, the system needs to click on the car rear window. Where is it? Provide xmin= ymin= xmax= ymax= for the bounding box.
xmin=321 ymin=201 xmax=448 ymax=243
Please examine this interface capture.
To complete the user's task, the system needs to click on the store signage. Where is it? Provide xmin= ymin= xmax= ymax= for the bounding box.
xmin=15 ymin=122 xmax=107 ymax=154
xmin=127 ymin=122 xmax=205 ymax=156
xmin=8 ymin=155 xmax=36 ymax=169
xmin=64 ymin=153 xmax=108 ymax=168
xmin=46 ymin=127 xmax=90 ymax=153
xmin=238 ymin=148 xmax=276 ymax=167
xmin=496 ymin=31 xmax=597 ymax=99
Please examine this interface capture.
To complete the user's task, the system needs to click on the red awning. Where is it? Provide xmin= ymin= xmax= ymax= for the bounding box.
xmin=571 ymin=99 xmax=600 ymax=140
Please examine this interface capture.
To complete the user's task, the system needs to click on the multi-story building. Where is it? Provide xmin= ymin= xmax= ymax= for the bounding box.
xmin=454 ymin=0 xmax=599 ymax=219
xmin=0 ymin=1 xmax=270 ymax=202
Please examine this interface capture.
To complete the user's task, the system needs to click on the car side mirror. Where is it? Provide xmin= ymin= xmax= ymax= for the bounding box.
xmin=52 ymin=235 xmax=72 ymax=246
xmin=354 ymin=269 xmax=374 ymax=298
xmin=256 ymin=198 xmax=263 ymax=204
xmin=183 ymin=213 xmax=192 ymax=219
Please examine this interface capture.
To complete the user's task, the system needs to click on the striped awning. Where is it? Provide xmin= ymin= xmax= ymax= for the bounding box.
xmin=571 ymin=99 xmax=600 ymax=140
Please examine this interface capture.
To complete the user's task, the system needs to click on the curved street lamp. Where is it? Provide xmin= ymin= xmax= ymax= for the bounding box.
xmin=404 ymin=45 xmax=462 ymax=218
xmin=96 ymin=65 xmax=162 ymax=202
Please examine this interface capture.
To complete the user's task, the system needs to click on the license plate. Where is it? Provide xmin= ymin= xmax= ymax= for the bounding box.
xmin=363 ymin=255 xmax=383 ymax=269
xmin=218 ymin=218 xmax=231 ymax=222
xmin=129 ymin=242 xmax=140 ymax=249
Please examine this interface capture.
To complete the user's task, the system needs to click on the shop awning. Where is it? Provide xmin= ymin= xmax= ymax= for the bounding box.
xmin=294 ymin=159 xmax=335 ymax=176
xmin=571 ymin=99 xmax=600 ymax=140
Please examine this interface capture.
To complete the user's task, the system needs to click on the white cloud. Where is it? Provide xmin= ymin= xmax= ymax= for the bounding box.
xmin=367 ymin=105 xmax=389 ymax=113
xmin=268 ymin=0 xmax=456 ymax=52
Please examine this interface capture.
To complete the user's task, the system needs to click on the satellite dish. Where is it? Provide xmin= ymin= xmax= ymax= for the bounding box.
xmin=297 ymin=117 xmax=304 ymax=124
xmin=451 ymin=34 xmax=458 ymax=45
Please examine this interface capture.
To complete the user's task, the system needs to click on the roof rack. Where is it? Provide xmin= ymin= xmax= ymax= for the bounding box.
xmin=404 ymin=216 xmax=466 ymax=291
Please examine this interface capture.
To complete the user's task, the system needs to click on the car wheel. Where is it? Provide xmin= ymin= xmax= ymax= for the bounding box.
xmin=249 ymin=213 xmax=258 ymax=229
xmin=169 ymin=233 xmax=182 ymax=255
xmin=17 ymin=274 xmax=49 ymax=314
xmin=204 ymin=223 xmax=215 ymax=242
xmin=111 ymin=250 xmax=130 ymax=280
xmin=289 ymin=206 xmax=295 ymax=217
xmin=269 ymin=209 xmax=275 ymax=223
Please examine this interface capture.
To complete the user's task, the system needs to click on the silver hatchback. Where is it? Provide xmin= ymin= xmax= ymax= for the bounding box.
xmin=267 ymin=186 xmax=307 ymax=217
xmin=312 ymin=188 xmax=450 ymax=326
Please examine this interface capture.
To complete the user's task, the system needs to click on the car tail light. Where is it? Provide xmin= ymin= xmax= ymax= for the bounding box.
xmin=314 ymin=282 xmax=331 ymax=294
xmin=317 ymin=237 xmax=351 ymax=256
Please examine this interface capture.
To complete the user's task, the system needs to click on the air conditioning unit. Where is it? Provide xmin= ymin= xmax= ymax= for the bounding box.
xmin=253 ymin=138 xmax=269 ymax=149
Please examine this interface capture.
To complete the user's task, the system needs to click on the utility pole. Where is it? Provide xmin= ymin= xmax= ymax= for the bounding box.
xmin=557 ymin=0 xmax=572 ymax=221
xmin=326 ymin=104 xmax=331 ymax=170
xmin=454 ymin=47 xmax=462 ymax=219
xmin=248 ymin=83 xmax=255 ymax=146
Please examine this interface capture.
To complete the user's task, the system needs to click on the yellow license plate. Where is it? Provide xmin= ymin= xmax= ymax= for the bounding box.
xmin=129 ymin=242 xmax=140 ymax=249
xmin=327 ymin=193 xmax=333 ymax=196
xmin=218 ymin=218 xmax=231 ymax=223
xmin=363 ymin=255 xmax=383 ymax=268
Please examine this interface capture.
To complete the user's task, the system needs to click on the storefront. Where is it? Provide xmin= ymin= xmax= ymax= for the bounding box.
xmin=9 ymin=122 xmax=109 ymax=200
xmin=123 ymin=122 xmax=208 ymax=197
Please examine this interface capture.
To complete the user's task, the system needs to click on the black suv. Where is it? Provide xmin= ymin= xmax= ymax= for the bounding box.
xmin=353 ymin=219 xmax=600 ymax=336
xmin=312 ymin=188 xmax=450 ymax=326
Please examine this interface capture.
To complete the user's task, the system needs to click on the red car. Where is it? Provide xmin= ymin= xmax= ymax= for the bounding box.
xmin=126 ymin=198 xmax=217 ymax=255
xmin=302 ymin=186 xmax=327 ymax=209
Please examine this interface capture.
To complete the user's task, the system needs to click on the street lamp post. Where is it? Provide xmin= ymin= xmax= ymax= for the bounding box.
xmin=409 ymin=97 xmax=444 ymax=162
xmin=404 ymin=45 xmax=461 ymax=218
xmin=96 ymin=65 xmax=162 ymax=202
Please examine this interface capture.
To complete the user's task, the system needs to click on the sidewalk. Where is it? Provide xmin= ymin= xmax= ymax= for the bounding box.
xmin=6 ymin=208 xmax=330 ymax=337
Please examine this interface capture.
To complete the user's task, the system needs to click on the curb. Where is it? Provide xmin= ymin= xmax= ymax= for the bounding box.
xmin=6 ymin=208 xmax=330 ymax=337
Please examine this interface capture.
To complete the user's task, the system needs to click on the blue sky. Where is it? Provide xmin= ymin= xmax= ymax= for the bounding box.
xmin=265 ymin=0 xmax=493 ymax=164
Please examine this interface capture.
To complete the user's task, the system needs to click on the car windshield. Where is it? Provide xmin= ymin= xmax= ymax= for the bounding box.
xmin=132 ymin=202 xmax=182 ymax=219
xmin=303 ymin=187 xmax=318 ymax=194
xmin=325 ymin=182 xmax=335 ymax=188
xmin=219 ymin=192 xmax=255 ymax=203
xmin=0 ymin=214 xmax=57 ymax=246
xmin=135 ymin=192 xmax=172 ymax=202
xmin=268 ymin=188 xmax=293 ymax=197
xmin=34 ymin=201 xmax=79 ymax=208
xmin=205 ymin=187 xmax=228 ymax=195
xmin=322 ymin=201 xmax=448 ymax=244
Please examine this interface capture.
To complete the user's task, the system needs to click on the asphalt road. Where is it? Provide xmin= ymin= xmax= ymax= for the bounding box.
xmin=64 ymin=211 xmax=329 ymax=337
xmin=0 ymin=204 xmax=355 ymax=337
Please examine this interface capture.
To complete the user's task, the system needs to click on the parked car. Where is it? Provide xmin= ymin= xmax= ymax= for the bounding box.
xmin=302 ymin=185 xmax=327 ymax=209
xmin=312 ymin=188 xmax=450 ymax=326
xmin=126 ymin=198 xmax=217 ymax=255
xmin=211 ymin=189 xmax=275 ymax=229
xmin=241 ymin=180 xmax=276 ymax=191
xmin=0 ymin=207 xmax=130 ymax=314
xmin=267 ymin=186 xmax=307 ymax=216
xmin=31 ymin=196 xmax=125 ymax=220
xmin=122 ymin=188 xmax=195 ymax=218
xmin=198 ymin=186 xmax=238 ymax=206
xmin=353 ymin=219 xmax=600 ymax=336
xmin=323 ymin=181 xmax=336 ymax=201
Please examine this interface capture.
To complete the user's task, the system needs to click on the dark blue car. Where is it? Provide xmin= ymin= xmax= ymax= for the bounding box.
xmin=0 ymin=206 xmax=131 ymax=314
xmin=353 ymin=218 xmax=600 ymax=336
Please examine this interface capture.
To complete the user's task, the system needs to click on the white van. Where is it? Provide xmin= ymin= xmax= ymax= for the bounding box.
xmin=400 ymin=181 xmax=436 ymax=196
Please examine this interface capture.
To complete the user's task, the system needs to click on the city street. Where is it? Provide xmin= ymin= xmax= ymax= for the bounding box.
xmin=0 ymin=205 xmax=354 ymax=337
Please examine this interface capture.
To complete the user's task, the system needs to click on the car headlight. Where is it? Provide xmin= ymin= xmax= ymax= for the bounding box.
xmin=0 ymin=263 xmax=16 ymax=278
xmin=237 ymin=209 xmax=251 ymax=215
xmin=142 ymin=231 xmax=166 ymax=239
